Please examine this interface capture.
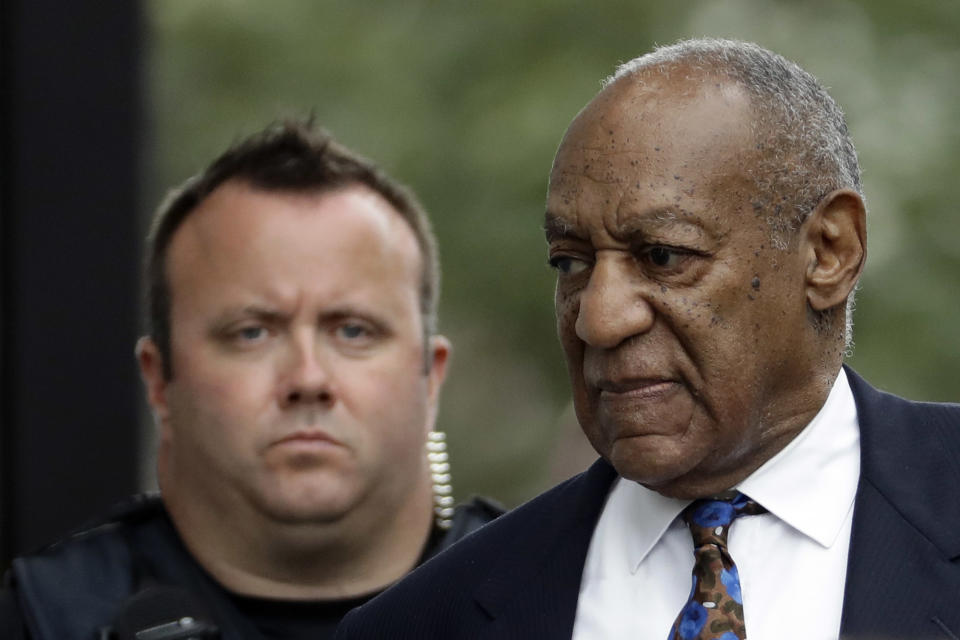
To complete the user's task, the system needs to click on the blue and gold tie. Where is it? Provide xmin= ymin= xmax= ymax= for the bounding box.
xmin=667 ymin=492 xmax=767 ymax=640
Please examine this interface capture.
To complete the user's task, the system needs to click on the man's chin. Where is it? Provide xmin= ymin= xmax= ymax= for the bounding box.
xmin=252 ymin=481 xmax=360 ymax=526
xmin=261 ymin=501 xmax=353 ymax=526
xmin=606 ymin=438 xmax=705 ymax=495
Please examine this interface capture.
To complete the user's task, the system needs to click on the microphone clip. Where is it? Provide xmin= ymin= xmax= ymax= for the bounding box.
xmin=132 ymin=615 xmax=219 ymax=640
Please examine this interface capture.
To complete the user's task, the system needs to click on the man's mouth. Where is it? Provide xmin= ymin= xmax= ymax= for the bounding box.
xmin=595 ymin=378 xmax=679 ymax=398
xmin=272 ymin=430 xmax=343 ymax=448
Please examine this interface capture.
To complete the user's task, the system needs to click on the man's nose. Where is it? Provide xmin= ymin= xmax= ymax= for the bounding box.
xmin=278 ymin=336 xmax=335 ymax=409
xmin=575 ymin=253 xmax=654 ymax=349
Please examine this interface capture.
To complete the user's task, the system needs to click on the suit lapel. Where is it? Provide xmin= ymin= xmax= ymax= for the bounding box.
xmin=473 ymin=459 xmax=617 ymax=639
xmin=841 ymin=367 xmax=960 ymax=638
xmin=459 ymin=369 xmax=960 ymax=638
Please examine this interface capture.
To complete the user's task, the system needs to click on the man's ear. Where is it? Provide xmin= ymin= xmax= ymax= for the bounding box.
xmin=136 ymin=336 xmax=171 ymax=425
xmin=424 ymin=335 xmax=451 ymax=430
xmin=803 ymin=189 xmax=867 ymax=311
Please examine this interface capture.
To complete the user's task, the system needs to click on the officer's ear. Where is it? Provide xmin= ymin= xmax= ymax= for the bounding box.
xmin=803 ymin=189 xmax=866 ymax=311
xmin=135 ymin=336 xmax=171 ymax=426
xmin=424 ymin=335 xmax=451 ymax=431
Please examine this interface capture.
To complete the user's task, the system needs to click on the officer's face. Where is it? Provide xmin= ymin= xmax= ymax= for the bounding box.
xmin=139 ymin=180 xmax=448 ymax=528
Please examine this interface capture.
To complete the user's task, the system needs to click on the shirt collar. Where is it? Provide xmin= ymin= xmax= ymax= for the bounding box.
xmin=616 ymin=368 xmax=860 ymax=572
xmin=610 ymin=477 xmax=688 ymax=576
xmin=739 ymin=368 xmax=860 ymax=548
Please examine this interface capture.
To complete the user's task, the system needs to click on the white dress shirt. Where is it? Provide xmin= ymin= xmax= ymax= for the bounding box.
xmin=572 ymin=369 xmax=860 ymax=640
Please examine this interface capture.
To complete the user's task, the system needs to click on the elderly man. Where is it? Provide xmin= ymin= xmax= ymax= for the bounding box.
xmin=0 ymin=121 xmax=500 ymax=639
xmin=335 ymin=39 xmax=960 ymax=639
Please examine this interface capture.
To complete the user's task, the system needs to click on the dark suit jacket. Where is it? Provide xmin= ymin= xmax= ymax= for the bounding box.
xmin=336 ymin=368 xmax=960 ymax=639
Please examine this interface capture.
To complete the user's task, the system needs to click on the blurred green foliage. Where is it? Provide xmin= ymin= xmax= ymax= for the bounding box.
xmin=147 ymin=0 xmax=960 ymax=506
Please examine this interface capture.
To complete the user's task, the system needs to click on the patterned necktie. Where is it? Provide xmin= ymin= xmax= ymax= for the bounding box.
xmin=667 ymin=492 xmax=767 ymax=640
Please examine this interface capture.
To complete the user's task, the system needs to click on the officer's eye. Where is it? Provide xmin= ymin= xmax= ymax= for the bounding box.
xmin=338 ymin=323 xmax=371 ymax=340
xmin=219 ymin=323 xmax=272 ymax=351
xmin=238 ymin=326 xmax=266 ymax=341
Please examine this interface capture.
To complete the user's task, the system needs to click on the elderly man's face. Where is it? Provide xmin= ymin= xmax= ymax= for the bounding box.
xmin=547 ymin=74 xmax=823 ymax=498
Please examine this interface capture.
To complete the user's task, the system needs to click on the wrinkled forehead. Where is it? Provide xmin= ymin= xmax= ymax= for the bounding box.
xmin=550 ymin=69 xmax=755 ymax=185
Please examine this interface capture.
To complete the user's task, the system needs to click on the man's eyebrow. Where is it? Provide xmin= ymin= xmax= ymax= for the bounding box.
xmin=320 ymin=305 xmax=383 ymax=324
xmin=619 ymin=208 xmax=683 ymax=233
xmin=544 ymin=208 xmax=700 ymax=239
xmin=239 ymin=305 xmax=286 ymax=320
xmin=543 ymin=212 xmax=579 ymax=242
xmin=210 ymin=305 xmax=287 ymax=328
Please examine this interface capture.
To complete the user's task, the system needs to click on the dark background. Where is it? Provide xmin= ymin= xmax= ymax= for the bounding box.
xmin=1 ymin=1 xmax=142 ymax=570
xmin=3 ymin=0 xmax=958 ymax=570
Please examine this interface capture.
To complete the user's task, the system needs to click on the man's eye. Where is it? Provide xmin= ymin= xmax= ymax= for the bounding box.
xmin=220 ymin=324 xmax=270 ymax=349
xmin=237 ymin=326 xmax=266 ymax=341
xmin=337 ymin=323 xmax=373 ymax=341
xmin=641 ymin=246 xmax=689 ymax=269
xmin=548 ymin=256 xmax=589 ymax=276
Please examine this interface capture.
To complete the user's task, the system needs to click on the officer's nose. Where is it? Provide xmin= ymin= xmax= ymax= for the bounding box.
xmin=278 ymin=335 xmax=335 ymax=409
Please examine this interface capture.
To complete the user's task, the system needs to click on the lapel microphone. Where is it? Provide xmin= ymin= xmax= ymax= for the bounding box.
xmin=103 ymin=585 xmax=220 ymax=639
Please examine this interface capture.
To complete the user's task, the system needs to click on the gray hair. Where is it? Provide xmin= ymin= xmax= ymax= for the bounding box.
xmin=607 ymin=38 xmax=862 ymax=347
